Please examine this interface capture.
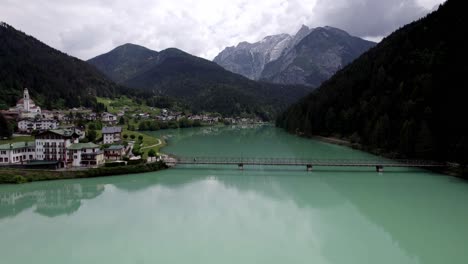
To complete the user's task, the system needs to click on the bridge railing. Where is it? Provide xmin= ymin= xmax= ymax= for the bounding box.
xmin=169 ymin=156 xmax=446 ymax=167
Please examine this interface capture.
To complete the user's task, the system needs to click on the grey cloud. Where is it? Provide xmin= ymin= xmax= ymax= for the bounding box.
xmin=0 ymin=0 xmax=443 ymax=60
xmin=310 ymin=0 xmax=430 ymax=37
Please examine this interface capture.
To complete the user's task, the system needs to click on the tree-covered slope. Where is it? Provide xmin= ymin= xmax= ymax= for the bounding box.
xmin=89 ymin=45 xmax=312 ymax=118
xmin=0 ymin=22 xmax=120 ymax=110
xmin=87 ymin=43 xmax=160 ymax=83
xmin=277 ymin=0 xmax=468 ymax=164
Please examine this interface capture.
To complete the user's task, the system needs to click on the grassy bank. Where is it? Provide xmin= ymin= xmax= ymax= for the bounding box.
xmin=122 ymin=128 xmax=165 ymax=159
xmin=0 ymin=161 xmax=168 ymax=184
xmin=0 ymin=135 xmax=34 ymax=144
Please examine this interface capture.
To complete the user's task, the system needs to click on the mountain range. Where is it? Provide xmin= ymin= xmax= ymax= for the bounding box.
xmin=0 ymin=23 xmax=312 ymax=119
xmin=214 ymin=25 xmax=375 ymax=87
xmin=88 ymin=44 xmax=312 ymax=118
xmin=277 ymin=0 xmax=468 ymax=164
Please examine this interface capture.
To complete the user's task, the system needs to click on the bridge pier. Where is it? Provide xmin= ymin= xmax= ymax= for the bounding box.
xmin=306 ymin=164 xmax=313 ymax=171
xmin=376 ymin=165 xmax=384 ymax=172
xmin=238 ymin=163 xmax=244 ymax=170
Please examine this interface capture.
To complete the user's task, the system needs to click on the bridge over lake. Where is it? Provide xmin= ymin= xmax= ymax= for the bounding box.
xmin=164 ymin=156 xmax=447 ymax=172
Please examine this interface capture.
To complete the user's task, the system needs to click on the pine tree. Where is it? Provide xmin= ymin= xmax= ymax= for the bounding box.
xmin=0 ymin=113 xmax=12 ymax=139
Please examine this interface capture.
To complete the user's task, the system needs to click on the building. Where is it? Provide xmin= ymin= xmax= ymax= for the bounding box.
xmin=0 ymin=141 xmax=36 ymax=165
xmin=85 ymin=112 xmax=97 ymax=121
xmin=18 ymin=119 xmax=59 ymax=133
xmin=35 ymin=129 xmax=80 ymax=167
xmin=0 ymin=110 xmax=20 ymax=122
xmin=102 ymin=126 xmax=122 ymax=144
xmin=104 ymin=145 xmax=126 ymax=160
xmin=67 ymin=143 xmax=104 ymax=167
xmin=101 ymin=112 xmax=117 ymax=123
xmin=9 ymin=88 xmax=42 ymax=118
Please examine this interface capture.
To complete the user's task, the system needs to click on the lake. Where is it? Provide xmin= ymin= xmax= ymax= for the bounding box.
xmin=1 ymin=125 xmax=467 ymax=264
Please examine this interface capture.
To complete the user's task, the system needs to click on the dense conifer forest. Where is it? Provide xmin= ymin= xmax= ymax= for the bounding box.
xmin=0 ymin=22 xmax=122 ymax=110
xmin=277 ymin=0 xmax=468 ymax=165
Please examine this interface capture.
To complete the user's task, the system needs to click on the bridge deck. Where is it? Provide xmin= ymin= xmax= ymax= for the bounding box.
xmin=166 ymin=156 xmax=445 ymax=168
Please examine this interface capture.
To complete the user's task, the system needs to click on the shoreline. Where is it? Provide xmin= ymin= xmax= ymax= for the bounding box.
xmin=311 ymin=134 xmax=466 ymax=178
xmin=0 ymin=161 xmax=168 ymax=184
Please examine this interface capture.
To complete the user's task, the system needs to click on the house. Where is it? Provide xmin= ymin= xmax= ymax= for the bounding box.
xmin=104 ymin=145 xmax=126 ymax=160
xmin=0 ymin=141 xmax=36 ymax=165
xmin=39 ymin=110 xmax=54 ymax=119
xmin=189 ymin=115 xmax=201 ymax=121
xmin=67 ymin=142 xmax=104 ymax=167
xmin=101 ymin=112 xmax=117 ymax=123
xmin=35 ymin=129 xmax=80 ymax=167
xmin=18 ymin=119 xmax=59 ymax=133
xmin=138 ymin=113 xmax=150 ymax=119
xmin=102 ymin=126 xmax=122 ymax=144
xmin=0 ymin=110 xmax=20 ymax=122
xmin=86 ymin=112 xmax=97 ymax=121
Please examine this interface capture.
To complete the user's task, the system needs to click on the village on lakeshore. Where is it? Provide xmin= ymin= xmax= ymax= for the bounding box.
xmin=0 ymin=88 xmax=265 ymax=169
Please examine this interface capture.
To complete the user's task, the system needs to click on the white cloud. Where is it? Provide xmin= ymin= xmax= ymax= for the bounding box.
xmin=0 ymin=0 xmax=445 ymax=60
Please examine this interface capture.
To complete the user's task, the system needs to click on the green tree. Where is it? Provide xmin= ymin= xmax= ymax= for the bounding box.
xmin=138 ymin=121 xmax=149 ymax=131
xmin=130 ymin=134 xmax=136 ymax=140
xmin=87 ymin=130 xmax=97 ymax=142
xmin=123 ymin=134 xmax=128 ymax=139
xmin=138 ymin=135 xmax=143 ymax=142
xmin=178 ymin=118 xmax=193 ymax=128
xmin=119 ymin=116 xmax=125 ymax=125
xmin=168 ymin=121 xmax=179 ymax=129
xmin=0 ymin=113 xmax=12 ymax=139
xmin=148 ymin=149 xmax=157 ymax=161
xmin=325 ymin=107 xmax=336 ymax=133
xmin=193 ymin=120 xmax=202 ymax=127
xmin=415 ymin=121 xmax=434 ymax=158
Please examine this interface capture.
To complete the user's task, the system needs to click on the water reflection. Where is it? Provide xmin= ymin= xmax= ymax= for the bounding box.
xmin=1 ymin=125 xmax=468 ymax=264
xmin=0 ymin=180 xmax=105 ymax=218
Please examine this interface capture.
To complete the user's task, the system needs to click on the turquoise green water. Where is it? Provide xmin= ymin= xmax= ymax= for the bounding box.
xmin=1 ymin=125 xmax=468 ymax=264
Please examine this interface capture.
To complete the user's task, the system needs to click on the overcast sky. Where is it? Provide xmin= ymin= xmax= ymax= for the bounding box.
xmin=1 ymin=0 xmax=444 ymax=60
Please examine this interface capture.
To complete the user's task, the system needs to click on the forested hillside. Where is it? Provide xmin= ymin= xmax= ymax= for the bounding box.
xmin=0 ymin=22 xmax=120 ymax=110
xmin=89 ymin=45 xmax=312 ymax=119
xmin=277 ymin=0 xmax=468 ymax=164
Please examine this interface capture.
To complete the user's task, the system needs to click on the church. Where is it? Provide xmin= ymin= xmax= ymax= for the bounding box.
xmin=9 ymin=88 xmax=42 ymax=118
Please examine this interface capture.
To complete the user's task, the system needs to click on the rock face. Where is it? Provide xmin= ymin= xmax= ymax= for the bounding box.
xmin=213 ymin=34 xmax=293 ymax=80
xmin=214 ymin=26 xmax=375 ymax=87
xmin=261 ymin=26 xmax=376 ymax=87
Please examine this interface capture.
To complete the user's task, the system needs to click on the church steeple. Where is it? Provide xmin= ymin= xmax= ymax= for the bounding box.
xmin=23 ymin=88 xmax=30 ymax=112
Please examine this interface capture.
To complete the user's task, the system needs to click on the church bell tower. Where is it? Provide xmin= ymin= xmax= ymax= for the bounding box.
xmin=23 ymin=88 xmax=30 ymax=112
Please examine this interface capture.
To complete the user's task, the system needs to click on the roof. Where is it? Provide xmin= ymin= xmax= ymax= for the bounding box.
xmin=105 ymin=145 xmax=125 ymax=150
xmin=67 ymin=142 xmax=100 ymax=150
xmin=102 ymin=126 xmax=122 ymax=134
xmin=0 ymin=141 xmax=35 ymax=150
